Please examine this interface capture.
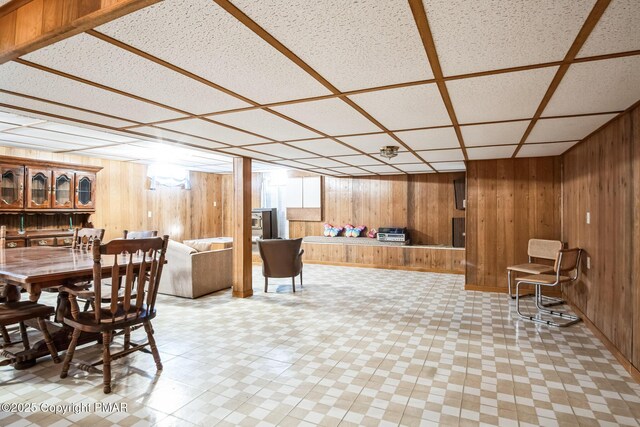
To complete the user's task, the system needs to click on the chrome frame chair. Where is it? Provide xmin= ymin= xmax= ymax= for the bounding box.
xmin=507 ymin=239 xmax=564 ymax=307
xmin=515 ymin=248 xmax=582 ymax=327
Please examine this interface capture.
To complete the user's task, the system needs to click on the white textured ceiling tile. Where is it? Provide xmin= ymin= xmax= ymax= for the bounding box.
xmin=467 ymin=145 xmax=517 ymax=160
xmin=212 ymin=109 xmax=319 ymax=141
xmin=220 ymin=147 xmax=280 ymax=161
xmin=543 ymin=57 xmax=640 ymax=116
xmin=132 ymin=126 xmax=226 ymax=149
xmin=332 ymin=166 xmax=370 ymax=175
xmin=6 ymin=127 xmax=118 ymax=147
xmin=517 ymin=141 xmax=579 ymax=157
xmin=337 ymin=133 xmax=398 ymax=153
xmin=424 ymin=0 xmax=595 ymax=75
xmin=431 ymin=161 xmax=466 ymax=171
xmin=349 ymin=84 xmax=451 ymax=129
xmin=232 ymin=0 xmax=432 ymax=91
xmin=395 ymin=127 xmax=459 ymax=150
xmin=248 ymin=143 xmax=316 ymax=159
xmin=287 ymin=138 xmax=359 ymax=156
xmin=416 ymin=148 xmax=464 ymax=162
xmin=0 ymin=123 xmax=19 ymax=131
xmin=527 ymin=114 xmax=617 ymax=142
xmin=395 ymin=163 xmax=434 ymax=173
xmin=272 ymin=98 xmax=380 ymax=135
xmin=0 ymin=62 xmax=182 ymax=123
xmin=0 ymin=111 xmax=45 ymax=126
xmin=304 ymin=168 xmax=334 ymax=176
xmin=23 ymin=33 xmax=249 ymax=115
xmin=32 ymin=122 xmax=137 ymax=143
xmin=578 ymin=0 xmax=640 ymax=57
xmin=362 ymin=165 xmax=400 ymax=174
xmin=0 ymin=90 xmax=135 ymax=128
xmin=157 ymin=118 xmax=268 ymax=146
xmin=0 ymin=140 xmax=44 ymax=151
xmin=97 ymin=0 xmax=330 ymax=103
xmin=67 ymin=148 xmax=132 ymax=161
xmin=0 ymin=133 xmax=91 ymax=151
xmin=332 ymin=155 xmax=383 ymax=166
xmin=273 ymin=159 xmax=312 ymax=168
xmin=298 ymin=157 xmax=345 ymax=168
xmin=447 ymin=67 xmax=558 ymax=123
xmin=461 ymin=120 xmax=530 ymax=147
xmin=380 ymin=151 xmax=420 ymax=164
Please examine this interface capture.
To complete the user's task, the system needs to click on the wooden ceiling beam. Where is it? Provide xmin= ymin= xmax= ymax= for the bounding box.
xmin=408 ymin=0 xmax=468 ymax=161
xmin=0 ymin=0 xmax=160 ymax=65
xmin=512 ymin=0 xmax=612 ymax=157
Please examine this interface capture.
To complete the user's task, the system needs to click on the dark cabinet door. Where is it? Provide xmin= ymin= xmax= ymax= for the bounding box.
xmin=0 ymin=164 xmax=25 ymax=209
xmin=74 ymin=172 xmax=96 ymax=209
xmin=52 ymin=169 xmax=75 ymax=209
xmin=26 ymin=167 xmax=52 ymax=209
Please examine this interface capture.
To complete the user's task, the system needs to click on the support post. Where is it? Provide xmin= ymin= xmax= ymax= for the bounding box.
xmin=232 ymin=157 xmax=252 ymax=298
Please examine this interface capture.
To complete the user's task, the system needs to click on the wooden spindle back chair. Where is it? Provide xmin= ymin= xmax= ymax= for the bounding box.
xmin=60 ymin=235 xmax=169 ymax=393
xmin=72 ymin=228 xmax=105 ymax=250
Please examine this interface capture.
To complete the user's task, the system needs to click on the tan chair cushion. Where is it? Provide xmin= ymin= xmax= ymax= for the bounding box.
xmin=506 ymin=263 xmax=554 ymax=274
xmin=517 ymin=274 xmax=571 ymax=284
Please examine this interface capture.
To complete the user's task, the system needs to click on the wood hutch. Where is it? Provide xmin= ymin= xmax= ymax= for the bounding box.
xmin=0 ymin=156 xmax=101 ymax=248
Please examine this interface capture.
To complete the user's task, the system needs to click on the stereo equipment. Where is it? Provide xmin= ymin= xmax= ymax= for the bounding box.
xmin=252 ymin=208 xmax=278 ymax=240
xmin=377 ymin=227 xmax=409 ymax=243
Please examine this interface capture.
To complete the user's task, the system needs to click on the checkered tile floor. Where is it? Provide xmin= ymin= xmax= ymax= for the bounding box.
xmin=2 ymin=264 xmax=640 ymax=426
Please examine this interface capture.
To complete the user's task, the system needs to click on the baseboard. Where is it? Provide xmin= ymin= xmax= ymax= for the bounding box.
xmin=303 ymin=260 xmax=462 ymax=274
xmin=568 ymin=302 xmax=640 ymax=383
xmin=464 ymin=284 xmax=506 ymax=293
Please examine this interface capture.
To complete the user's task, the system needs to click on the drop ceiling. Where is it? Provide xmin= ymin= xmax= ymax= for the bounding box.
xmin=0 ymin=0 xmax=638 ymax=177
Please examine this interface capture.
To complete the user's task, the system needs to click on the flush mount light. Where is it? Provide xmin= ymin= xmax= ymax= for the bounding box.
xmin=380 ymin=145 xmax=399 ymax=159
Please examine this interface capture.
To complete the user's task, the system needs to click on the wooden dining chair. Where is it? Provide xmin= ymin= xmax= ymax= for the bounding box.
xmin=257 ymin=238 xmax=304 ymax=293
xmin=72 ymin=228 xmax=105 ymax=250
xmin=0 ymin=300 xmax=60 ymax=366
xmin=123 ymin=230 xmax=158 ymax=239
xmin=515 ymin=248 xmax=582 ymax=327
xmin=60 ymin=235 xmax=169 ymax=394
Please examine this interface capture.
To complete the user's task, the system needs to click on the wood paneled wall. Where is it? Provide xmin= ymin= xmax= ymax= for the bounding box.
xmin=0 ymin=147 xmax=226 ymax=242
xmin=465 ymin=157 xmax=562 ymax=292
xmin=562 ymin=105 xmax=640 ymax=367
xmin=288 ymin=172 xmax=465 ymax=246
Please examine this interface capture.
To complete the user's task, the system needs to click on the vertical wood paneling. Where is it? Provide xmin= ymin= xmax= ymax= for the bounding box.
xmin=288 ymin=173 xmax=464 ymax=246
xmin=231 ymin=157 xmax=252 ymax=298
xmin=563 ymin=106 xmax=638 ymax=362
xmin=465 ymin=157 xmax=562 ymax=292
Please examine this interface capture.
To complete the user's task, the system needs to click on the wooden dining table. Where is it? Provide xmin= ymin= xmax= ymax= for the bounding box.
xmin=0 ymin=246 xmax=148 ymax=369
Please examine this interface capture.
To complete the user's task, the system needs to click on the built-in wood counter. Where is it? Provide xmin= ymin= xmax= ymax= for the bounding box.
xmin=299 ymin=237 xmax=465 ymax=274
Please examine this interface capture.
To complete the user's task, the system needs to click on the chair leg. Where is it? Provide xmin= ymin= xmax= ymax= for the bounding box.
xmin=1 ymin=325 xmax=10 ymax=345
xmin=83 ymin=298 xmax=92 ymax=312
xmin=508 ymin=270 xmax=513 ymax=298
xmin=19 ymin=321 xmax=30 ymax=350
xmin=68 ymin=294 xmax=80 ymax=320
xmin=264 ymin=277 xmax=268 ymax=293
xmin=102 ymin=331 xmax=112 ymax=394
xmin=143 ymin=320 xmax=162 ymax=371
xmin=291 ymin=277 xmax=296 ymax=293
xmin=300 ymin=270 xmax=303 ymax=288
xmin=60 ymin=328 xmax=81 ymax=378
xmin=124 ymin=326 xmax=131 ymax=351
xmin=36 ymin=317 xmax=60 ymax=363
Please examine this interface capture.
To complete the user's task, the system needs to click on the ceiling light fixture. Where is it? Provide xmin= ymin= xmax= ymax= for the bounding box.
xmin=380 ymin=146 xmax=399 ymax=159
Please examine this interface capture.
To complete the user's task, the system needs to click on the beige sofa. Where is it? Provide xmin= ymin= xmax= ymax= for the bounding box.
xmin=158 ymin=239 xmax=232 ymax=298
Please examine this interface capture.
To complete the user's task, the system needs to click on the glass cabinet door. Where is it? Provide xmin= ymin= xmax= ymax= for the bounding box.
xmin=0 ymin=164 xmax=25 ymax=209
xmin=52 ymin=170 xmax=74 ymax=209
xmin=26 ymin=167 xmax=52 ymax=209
xmin=74 ymin=172 xmax=96 ymax=209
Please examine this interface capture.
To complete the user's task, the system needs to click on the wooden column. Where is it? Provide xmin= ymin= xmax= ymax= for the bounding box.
xmin=0 ymin=0 xmax=160 ymax=65
xmin=232 ymin=157 xmax=252 ymax=298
